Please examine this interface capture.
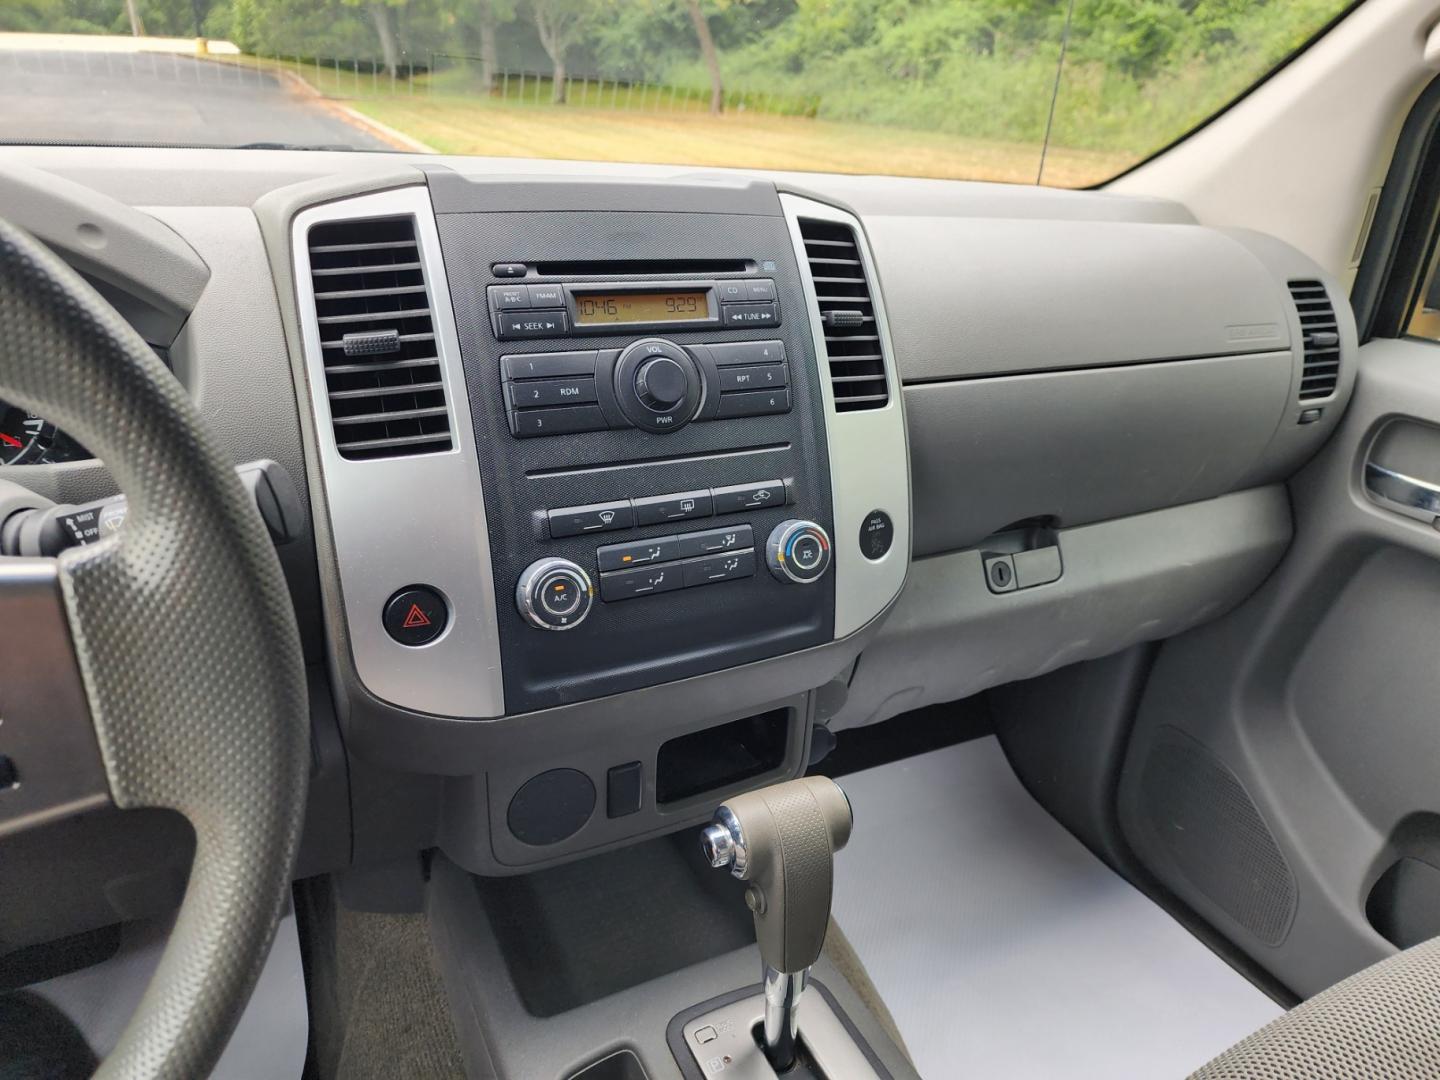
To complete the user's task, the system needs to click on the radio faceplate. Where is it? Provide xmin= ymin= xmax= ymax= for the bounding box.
xmin=488 ymin=277 xmax=781 ymax=339
xmin=435 ymin=205 xmax=835 ymax=715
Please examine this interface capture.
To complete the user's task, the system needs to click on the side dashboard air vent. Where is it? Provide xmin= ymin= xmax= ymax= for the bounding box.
xmin=1287 ymin=280 xmax=1341 ymax=402
xmin=798 ymin=218 xmax=889 ymax=412
xmin=307 ymin=216 xmax=453 ymax=459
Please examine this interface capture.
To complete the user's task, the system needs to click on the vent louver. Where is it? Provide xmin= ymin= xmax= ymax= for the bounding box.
xmin=307 ymin=216 xmax=453 ymax=459
xmin=799 ymin=218 xmax=889 ymax=412
xmin=1287 ymin=280 xmax=1341 ymax=402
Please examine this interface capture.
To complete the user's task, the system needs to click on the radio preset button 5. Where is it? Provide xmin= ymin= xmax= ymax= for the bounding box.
xmin=548 ymin=500 xmax=634 ymax=538
xmin=718 ymin=364 xmax=787 ymax=392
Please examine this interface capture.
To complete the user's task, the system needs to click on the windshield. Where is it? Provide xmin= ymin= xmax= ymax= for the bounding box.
xmin=1 ymin=0 xmax=1355 ymax=187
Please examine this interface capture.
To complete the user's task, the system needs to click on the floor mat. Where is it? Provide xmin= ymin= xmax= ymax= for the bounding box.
xmin=829 ymin=737 xmax=1282 ymax=1080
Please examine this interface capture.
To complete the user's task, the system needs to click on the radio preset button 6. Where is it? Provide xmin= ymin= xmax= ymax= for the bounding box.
xmin=633 ymin=490 xmax=712 ymax=526
xmin=712 ymin=480 xmax=786 ymax=515
xmin=721 ymin=302 xmax=779 ymax=328
xmin=511 ymin=404 xmax=606 ymax=438
xmin=507 ymin=377 xmax=597 ymax=409
xmin=549 ymin=500 xmax=634 ymax=538
xmin=717 ymin=388 xmax=791 ymax=419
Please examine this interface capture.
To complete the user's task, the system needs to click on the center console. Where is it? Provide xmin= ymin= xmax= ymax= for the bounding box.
xmin=280 ymin=171 xmax=909 ymax=873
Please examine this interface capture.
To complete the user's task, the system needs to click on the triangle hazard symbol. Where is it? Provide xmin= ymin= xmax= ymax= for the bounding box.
xmin=401 ymin=603 xmax=432 ymax=629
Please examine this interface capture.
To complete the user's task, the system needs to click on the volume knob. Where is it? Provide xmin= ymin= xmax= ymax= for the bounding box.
xmin=635 ymin=356 xmax=689 ymax=411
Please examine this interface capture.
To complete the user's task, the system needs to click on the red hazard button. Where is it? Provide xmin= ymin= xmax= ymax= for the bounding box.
xmin=383 ymin=586 xmax=448 ymax=647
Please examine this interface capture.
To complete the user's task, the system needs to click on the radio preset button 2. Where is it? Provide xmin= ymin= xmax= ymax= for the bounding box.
xmin=507 ymin=377 xmax=597 ymax=409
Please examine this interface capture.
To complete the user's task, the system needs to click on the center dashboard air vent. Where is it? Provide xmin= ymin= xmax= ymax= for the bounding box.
xmin=798 ymin=218 xmax=889 ymax=412
xmin=1287 ymin=280 xmax=1341 ymax=402
xmin=307 ymin=216 xmax=453 ymax=459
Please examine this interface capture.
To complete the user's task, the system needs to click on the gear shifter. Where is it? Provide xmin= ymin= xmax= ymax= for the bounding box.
xmin=700 ymin=776 xmax=853 ymax=1072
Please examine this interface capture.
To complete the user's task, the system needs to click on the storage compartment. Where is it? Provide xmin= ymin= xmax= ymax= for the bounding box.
xmin=567 ymin=1050 xmax=651 ymax=1080
xmin=655 ymin=708 xmax=791 ymax=804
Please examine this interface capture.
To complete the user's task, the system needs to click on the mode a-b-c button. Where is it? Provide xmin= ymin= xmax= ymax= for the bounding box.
xmin=383 ymin=586 xmax=449 ymax=646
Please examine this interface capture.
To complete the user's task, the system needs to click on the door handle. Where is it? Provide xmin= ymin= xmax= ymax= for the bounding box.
xmin=1364 ymin=461 xmax=1440 ymax=519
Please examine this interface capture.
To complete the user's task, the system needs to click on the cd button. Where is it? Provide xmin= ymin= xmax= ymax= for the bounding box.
xmin=717 ymin=281 xmax=747 ymax=303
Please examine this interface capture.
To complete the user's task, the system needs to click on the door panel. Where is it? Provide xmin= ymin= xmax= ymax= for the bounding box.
xmin=1118 ymin=337 xmax=1440 ymax=997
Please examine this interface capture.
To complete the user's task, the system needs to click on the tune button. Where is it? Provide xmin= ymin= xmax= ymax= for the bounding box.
xmin=517 ymin=557 xmax=595 ymax=630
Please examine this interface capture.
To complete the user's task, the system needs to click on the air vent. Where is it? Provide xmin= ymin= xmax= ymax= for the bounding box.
xmin=1287 ymin=280 xmax=1341 ymax=402
xmin=799 ymin=219 xmax=889 ymax=412
xmin=307 ymin=216 xmax=453 ymax=459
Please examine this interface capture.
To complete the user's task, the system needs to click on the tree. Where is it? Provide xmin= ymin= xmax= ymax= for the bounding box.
xmin=339 ymin=0 xmax=407 ymax=74
xmin=124 ymin=0 xmax=144 ymax=34
xmin=686 ymin=0 xmax=723 ymax=113
xmin=528 ymin=0 xmax=592 ymax=104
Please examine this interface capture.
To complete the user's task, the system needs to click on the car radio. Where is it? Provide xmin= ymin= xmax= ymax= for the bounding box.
xmin=488 ymin=278 xmax=781 ymax=340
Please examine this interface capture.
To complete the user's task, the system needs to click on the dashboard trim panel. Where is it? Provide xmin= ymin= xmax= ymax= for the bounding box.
xmin=780 ymin=194 xmax=910 ymax=638
xmin=291 ymin=186 xmax=505 ymax=718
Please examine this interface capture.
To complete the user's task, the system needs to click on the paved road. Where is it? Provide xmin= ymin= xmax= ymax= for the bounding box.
xmin=0 ymin=49 xmax=389 ymax=150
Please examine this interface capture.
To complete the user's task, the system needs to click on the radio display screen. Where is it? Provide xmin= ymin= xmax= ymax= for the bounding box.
xmin=574 ymin=290 xmax=709 ymax=325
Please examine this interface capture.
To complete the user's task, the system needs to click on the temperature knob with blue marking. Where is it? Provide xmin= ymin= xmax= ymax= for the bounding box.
xmin=765 ymin=520 xmax=832 ymax=585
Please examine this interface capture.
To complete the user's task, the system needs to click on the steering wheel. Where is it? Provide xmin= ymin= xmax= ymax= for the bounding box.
xmin=0 ymin=219 xmax=308 ymax=1077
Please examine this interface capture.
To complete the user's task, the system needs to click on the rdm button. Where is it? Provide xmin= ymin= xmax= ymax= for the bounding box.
xmin=383 ymin=586 xmax=448 ymax=646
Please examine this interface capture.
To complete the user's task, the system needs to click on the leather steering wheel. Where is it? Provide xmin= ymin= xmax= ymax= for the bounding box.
xmin=0 ymin=219 xmax=308 ymax=1077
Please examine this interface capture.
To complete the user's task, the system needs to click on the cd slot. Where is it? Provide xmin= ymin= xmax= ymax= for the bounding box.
xmin=530 ymin=258 xmax=752 ymax=277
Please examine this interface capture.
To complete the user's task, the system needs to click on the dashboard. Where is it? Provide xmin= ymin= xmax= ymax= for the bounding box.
xmin=0 ymin=147 xmax=1357 ymax=896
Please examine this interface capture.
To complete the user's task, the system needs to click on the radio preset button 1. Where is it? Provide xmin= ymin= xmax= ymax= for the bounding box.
xmin=511 ymin=404 xmax=606 ymax=438
xmin=682 ymin=548 xmax=756 ymax=588
xmin=548 ymin=500 xmax=634 ymax=538
xmin=507 ymin=377 xmax=597 ymax=409
xmin=597 ymin=535 xmax=684 ymax=572
xmin=502 ymin=350 xmax=597 ymax=380
xmin=708 ymin=340 xmax=786 ymax=366
xmin=718 ymin=364 xmax=787 ymax=392
xmin=489 ymin=284 xmax=529 ymax=309
xmin=633 ymin=490 xmax=712 ymax=526
xmin=716 ymin=388 xmax=791 ymax=419
xmin=676 ymin=524 xmax=753 ymax=557
xmin=721 ymin=302 xmax=779 ymax=328
xmin=600 ymin=563 xmax=684 ymax=602
xmin=498 ymin=310 xmax=567 ymax=339
xmin=711 ymin=481 xmax=785 ymax=515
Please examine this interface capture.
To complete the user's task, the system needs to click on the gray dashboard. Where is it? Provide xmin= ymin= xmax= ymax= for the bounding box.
xmin=0 ymin=147 xmax=1356 ymax=887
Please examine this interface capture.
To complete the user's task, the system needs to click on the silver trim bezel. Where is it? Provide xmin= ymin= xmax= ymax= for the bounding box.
xmin=780 ymin=194 xmax=911 ymax=639
xmin=292 ymin=186 xmax=504 ymax=717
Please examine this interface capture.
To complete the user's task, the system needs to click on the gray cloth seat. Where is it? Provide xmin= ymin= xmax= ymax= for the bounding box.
xmin=1191 ymin=937 xmax=1440 ymax=1078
